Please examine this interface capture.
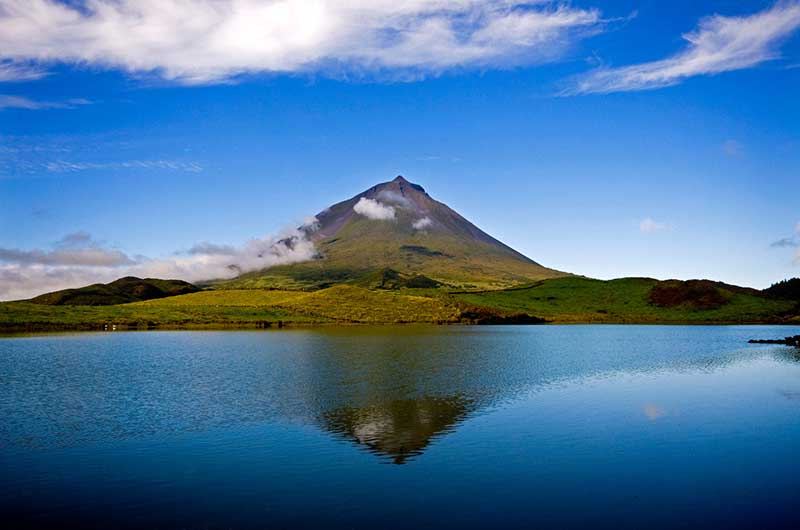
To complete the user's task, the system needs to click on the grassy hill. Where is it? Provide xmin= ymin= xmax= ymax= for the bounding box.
xmin=453 ymin=277 xmax=799 ymax=324
xmin=0 ymin=286 xmax=505 ymax=331
xmin=2 ymin=277 xmax=798 ymax=332
xmin=29 ymin=277 xmax=198 ymax=305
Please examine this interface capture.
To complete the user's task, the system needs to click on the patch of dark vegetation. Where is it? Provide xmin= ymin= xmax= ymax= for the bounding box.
xmin=29 ymin=277 xmax=199 ymax=306
xmin=456 ymin=301 xmax=546 ymax=325
xmin=400 ymin=245 xmax=449 ymax=257
xmin=262 ymin=266 xmax=367 ymax=290
xmin=404 ymin=275 xmax=441 ymax=289
xmin=361 ymin=268 xmax=441 ymax=290
xmin=365 ymin=268 xmax=402 ymax=289
xmin=648 ymin=280 xmax=734 ymax=310
xmin=459 ymin=309 xmax=546 ymax=325
xmin=763 ymin=278 xmax=800 ymax=300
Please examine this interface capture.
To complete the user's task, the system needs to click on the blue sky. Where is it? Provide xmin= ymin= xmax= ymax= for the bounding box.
xmin=1 ymin=0 xmax=799 ymax=299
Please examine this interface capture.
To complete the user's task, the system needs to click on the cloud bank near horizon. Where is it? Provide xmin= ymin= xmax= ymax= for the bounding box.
xmin=0 ymin=0 xmax=603 ymax=84
xmin=0 ymin=223 xmax=320 ymax=300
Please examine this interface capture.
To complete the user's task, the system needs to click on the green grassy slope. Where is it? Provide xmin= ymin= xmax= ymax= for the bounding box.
xmin=0 ymin=295 xmax=313 ymax=332
xmin=454 ymin=277 xmax=799 ymax=323
xmin=0 ymin=287 xmax=465 ymax=331
xmin=3 ymin=277 xmax=797 ymax=332
xmin=29 ymin=277 xmax=198 ymax=305
xmin=137 ymin=286 xmax=464 ymax=323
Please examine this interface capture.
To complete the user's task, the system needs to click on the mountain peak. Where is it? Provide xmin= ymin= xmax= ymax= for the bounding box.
xmin=387 ymin=175 xmax=425 ymax=193
xmin=274 ymin=176 xmax=566 ymax=288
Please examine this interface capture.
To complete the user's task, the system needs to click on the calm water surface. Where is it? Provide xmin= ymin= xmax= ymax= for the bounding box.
xmin=2 ymin=325 xmax=800 ymax=529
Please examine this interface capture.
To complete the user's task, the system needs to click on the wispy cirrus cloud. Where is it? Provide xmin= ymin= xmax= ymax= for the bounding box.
xmin=771 ymin=222 xmax=800 ymax=264
xmin=771 ymin=237 xmax=798 ymax=248
xmin=43 ymin=160 xmax=203 ymax=173
xmin=0 ymin=60 xmax=44 ymax=81
xmin=0 ymin=133 xmax=203 ymax=179
xmin=0 ymin=0 xmax=604 ymax=84
xmin=0 ymin=160 xmax=203 ymax=179
xmin=0 ymin=94 xmax=91 ymax=110
xmin=565 ymin=1 xmax=800 ymax=95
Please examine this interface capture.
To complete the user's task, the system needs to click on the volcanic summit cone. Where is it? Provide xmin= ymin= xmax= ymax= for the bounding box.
xmin=230 ymin=176 xmax=566 ymax=289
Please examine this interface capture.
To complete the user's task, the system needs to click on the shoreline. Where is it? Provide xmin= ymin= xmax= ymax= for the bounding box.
xmin=3 ymin=318 xmax=799 ymax=336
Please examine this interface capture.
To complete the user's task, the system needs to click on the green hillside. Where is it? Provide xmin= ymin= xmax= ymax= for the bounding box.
xmin=0 ymin=286 xmax=506 ymax=331
xmin=29 ymin=277 xmax=198 ymax=305
xmin=3 ymin=277 xmax=798 ymax=332
xmin=454 ymin=277 xmax=799 ymax=323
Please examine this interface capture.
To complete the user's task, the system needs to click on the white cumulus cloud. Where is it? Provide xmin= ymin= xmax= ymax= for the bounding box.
xmin=640 ymin=217 xmax=669 ymax=234
xmin=566 ymin=1 xmax=800 ymax=94
xmin=413 ymin=217 xmax=433 ymax=230
xmin=0 ymin=0 xmax=603 ymax=84
xmin=353 ymin=197 xmax=396 ymax=220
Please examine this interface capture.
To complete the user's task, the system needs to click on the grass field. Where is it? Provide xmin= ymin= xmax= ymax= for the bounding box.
xmin=0 ymin=295 xmax=314 ymax=332
xmin=2 ymin=278 xmax=798 ymax=332
xmin=454 ymin=277 xmax=799 ymax=323
xmin=0 ymin=286 xmax=466 ymax=331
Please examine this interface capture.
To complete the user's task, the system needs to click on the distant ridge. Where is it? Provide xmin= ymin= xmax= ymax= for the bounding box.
xmin=29 ymin=277 xmax=198 ymax=306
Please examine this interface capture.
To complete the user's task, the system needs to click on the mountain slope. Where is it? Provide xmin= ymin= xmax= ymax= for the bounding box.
xmin=226 ymin=176 xmax=566 ymax=289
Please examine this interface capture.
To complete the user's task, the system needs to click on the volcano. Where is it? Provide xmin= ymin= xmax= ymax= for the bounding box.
xmin=228 ymin=176 xmax=566 ymax=289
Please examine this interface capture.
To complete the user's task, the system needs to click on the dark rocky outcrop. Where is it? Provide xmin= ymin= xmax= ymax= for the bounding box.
xmin=748 ymin=335 xmax=800 ymax=347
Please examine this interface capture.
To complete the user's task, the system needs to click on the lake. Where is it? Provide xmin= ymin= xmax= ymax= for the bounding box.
xmin=2 ymin=325 xmax=800 ymax=529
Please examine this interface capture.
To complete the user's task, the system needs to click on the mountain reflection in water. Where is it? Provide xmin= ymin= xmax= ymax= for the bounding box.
xmin=0 ymin=325 xmax=798 ymax=456
xmin=321 ymin=395 xmax=474 ymax=464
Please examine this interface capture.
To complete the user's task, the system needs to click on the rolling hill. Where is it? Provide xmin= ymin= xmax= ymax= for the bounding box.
xmin=29 ymin=277 xmax=199 ymax=306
